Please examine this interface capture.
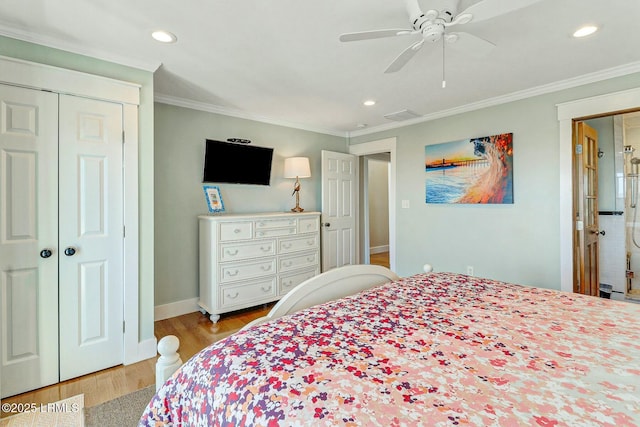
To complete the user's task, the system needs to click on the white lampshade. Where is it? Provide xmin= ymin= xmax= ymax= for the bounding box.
xmin=283 ymin=157 xmax=311 ymax=178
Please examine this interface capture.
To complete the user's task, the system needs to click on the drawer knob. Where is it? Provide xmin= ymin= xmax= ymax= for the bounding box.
xmin=307 ymin=240 xmax=314 ymax=245
xmin=261 ymin=265 xmax=272 ymax=271
xmin=283 ymin=243 xmax=292 ymax=249
xmin=261 ymin=286 xmax=272 ymax=292
xmin=260 ymin=246 xmax=271 ymax=252
xmin=226 ymin=249 xmax=239 ymax=256
xmin=307 ymin=257 xmax=314 ymax=262
xmin=226 ymin=270 xmax=239 ymax=277
xmin=234 ymin=229 xmax=241 ymax=234
xmin=227 ymin=292 xmax=239 ymax=299
xmin=284 ymin=261 xmax=293 ymax=267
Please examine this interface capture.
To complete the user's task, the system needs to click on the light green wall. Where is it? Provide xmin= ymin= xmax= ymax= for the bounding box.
xmin=153 ymin=103 xmax=347 ymax=305
xmin=0 ymin=36 xmax=156 ymax=341
xmin=587 ymin=116 xmax=615 ymax=211
xmin=368 ymin=159 xmax=390 ymax=248
xmin=351 ymin=72 xmax=640 ymax=288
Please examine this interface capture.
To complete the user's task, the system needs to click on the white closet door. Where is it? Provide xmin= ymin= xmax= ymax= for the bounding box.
xmin=58 ymin=95 xmax=124 ymax=381
xmin=0 ymin=84 xmax=59 ymax=398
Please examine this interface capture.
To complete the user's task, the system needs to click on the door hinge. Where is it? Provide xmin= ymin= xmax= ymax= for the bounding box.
xmin=122 ymin=130 xmax=125 ymax=144
xmin=575 ymin=144 xmax=583 ymax=154
xmin=123 ymin=321 xmax=126 ymax=333
xmin=123 ymin=225 xmax=126 ymax=238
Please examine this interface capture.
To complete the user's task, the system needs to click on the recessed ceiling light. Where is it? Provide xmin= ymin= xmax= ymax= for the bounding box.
xmin=152 ymin=30 xmax=177 ymax=43
xmin=573 ymin=25 xmax=598 ymax=38
xmin=363 ymin=100 xmax=376 ymax=106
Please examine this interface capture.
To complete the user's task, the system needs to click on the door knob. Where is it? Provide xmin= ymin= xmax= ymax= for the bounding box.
xmin=322 ymin=222 xmax=331 ymax=227
xmin=64 ymin=247 xmax=77 ymax=256
xmin=40 ymin=249 xmax=53 ymax=258
xmin=592 ymin=229 xmax=605 ymax=236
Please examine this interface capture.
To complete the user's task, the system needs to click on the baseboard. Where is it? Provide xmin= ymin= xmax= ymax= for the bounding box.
xmin=155 ymin=298 xmax=200 ymax=321
xmin=370 ymin=245 xmax=389 ymax=254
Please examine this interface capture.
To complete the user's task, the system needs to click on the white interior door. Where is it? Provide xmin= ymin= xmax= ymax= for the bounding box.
xmin=321 ymin=150 xmax=358 ymax=271
xmin=58 ymin=95 xmax=124 ymax=381
xmin=0 ymin=84 xmax=59 ymax=397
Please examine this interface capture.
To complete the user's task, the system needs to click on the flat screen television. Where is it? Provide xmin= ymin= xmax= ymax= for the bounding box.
xmin=203 ymin=139 xmax=274 ymax=185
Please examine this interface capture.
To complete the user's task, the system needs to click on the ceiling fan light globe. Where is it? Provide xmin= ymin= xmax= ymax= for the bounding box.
xmin=422 ymin=23 xmax=445 ymax=42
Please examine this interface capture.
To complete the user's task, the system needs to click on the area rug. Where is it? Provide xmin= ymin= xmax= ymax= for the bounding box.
xmin=0 ymin=394 xmax=84 ymax=427
xmin=84 ymin=386 xmax=155 ymax=427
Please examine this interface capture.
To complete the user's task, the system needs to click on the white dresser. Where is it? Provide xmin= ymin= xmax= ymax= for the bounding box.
xmin=198 ymin=212 xmax=321 ymax=322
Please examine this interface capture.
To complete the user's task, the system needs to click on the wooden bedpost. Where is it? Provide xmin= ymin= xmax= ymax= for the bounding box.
xmin=156 ymin=335 xmax=182 ymax=391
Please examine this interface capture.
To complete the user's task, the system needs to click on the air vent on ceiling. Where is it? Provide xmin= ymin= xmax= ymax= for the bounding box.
xmin=384 ymin=109 xmax=421 ymax=121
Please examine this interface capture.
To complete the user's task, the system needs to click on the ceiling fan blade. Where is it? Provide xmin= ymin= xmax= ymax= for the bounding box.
xmin=446 ymin=32 xmax=496 ymax=58
xmin=384 ymin=40 xmax=425 ymax=73
xmin=457 ymin=0 xmax=542 ymax=23
xmin=339 ymin=29 xmax=415 ymax=42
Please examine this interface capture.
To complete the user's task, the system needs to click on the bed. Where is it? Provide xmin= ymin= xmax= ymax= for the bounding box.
xmin=140 ymin=266 xmax=640 ymax=426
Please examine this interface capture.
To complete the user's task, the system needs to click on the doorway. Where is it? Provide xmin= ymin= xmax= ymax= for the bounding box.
xmin=558 ymin=87 xmax=640 ymax=294
xmin=573 ymin=112 xmax=640 ymax=301
xmin=349 ymin=137 xmax=397 ymax=272
xmin=362 ymin=154 xmax=391 ymax=268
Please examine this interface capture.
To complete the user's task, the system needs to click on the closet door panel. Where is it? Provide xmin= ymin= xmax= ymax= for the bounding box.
xmin=58 ymin=95 xmax=124 ymax=381
xmin=0 ymin=84 xmax=59 ymax=398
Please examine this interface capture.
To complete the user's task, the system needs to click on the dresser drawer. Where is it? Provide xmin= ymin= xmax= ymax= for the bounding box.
xmin=279 ymin=250 xmax=319 ymax=273
xmin=219 ymin=221 xmax=253 ymax=241
xmin=279 ymin=235 xmax=319 ymax=254
xmin=220 ymin=240 xmax=276 ymax=261
xmin=255 ymin=227 xmax=296 ymax=239
xmin=220 ymin=278 xmax=277 ymax=309
xmin=220 ymin=258 xmax=276 ymax=283
xmin=298 ymin=217 xmax=319 ymax=234
xmin=256 ymin=217 xmax=297 ymax=229
xmin=279 ymin=268 xmax=319 ymax=294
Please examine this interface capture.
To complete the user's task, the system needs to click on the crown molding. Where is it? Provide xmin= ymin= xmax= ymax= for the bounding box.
xmin=0 ymin=26 xmax=161 ymax=73
xmin=154 ymin=93 xmax=349 ymax=138
xmin=348 ymin=61 xmax=640 ymax=138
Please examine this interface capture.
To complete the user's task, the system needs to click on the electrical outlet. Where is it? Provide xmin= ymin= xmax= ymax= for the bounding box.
xmin=466 ymin=265 xmax=474 ymax=276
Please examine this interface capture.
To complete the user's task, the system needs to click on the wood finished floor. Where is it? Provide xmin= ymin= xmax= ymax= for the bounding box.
xmin=0 ymin=304 xmax=271 ymax=416
xmin=1 ymin=255 xmax=391 ymax=415
xmin=370 ymin=251 xmax=390 ymax=268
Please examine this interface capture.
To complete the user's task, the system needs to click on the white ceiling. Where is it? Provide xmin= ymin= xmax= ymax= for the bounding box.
xmin=1 ymin=0 xmax=639 ymax=136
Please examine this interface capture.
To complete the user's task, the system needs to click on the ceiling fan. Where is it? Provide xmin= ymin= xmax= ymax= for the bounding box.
xmin=339 ymin=0 xmax=542 ymax=76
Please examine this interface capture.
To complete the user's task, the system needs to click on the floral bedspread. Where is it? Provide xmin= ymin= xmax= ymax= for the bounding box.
xmin=140 ymin=273 xmax=640 ymax=426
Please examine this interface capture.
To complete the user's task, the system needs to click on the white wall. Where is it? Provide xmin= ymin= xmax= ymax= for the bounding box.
xmin=350 ymin=71 xmax=640 ymax=288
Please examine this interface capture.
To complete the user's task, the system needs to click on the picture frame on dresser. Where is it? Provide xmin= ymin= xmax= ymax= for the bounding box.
xmin=203 ymin=185 xmax=225 ymax=213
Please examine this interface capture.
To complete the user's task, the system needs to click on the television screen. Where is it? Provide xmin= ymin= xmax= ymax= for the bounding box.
xmin=203 ymin=139 xmax=274 ymax=185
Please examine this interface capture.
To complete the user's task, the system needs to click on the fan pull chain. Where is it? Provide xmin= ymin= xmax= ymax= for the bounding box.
xmin=442 ymin=36 xmax=446 ymax=88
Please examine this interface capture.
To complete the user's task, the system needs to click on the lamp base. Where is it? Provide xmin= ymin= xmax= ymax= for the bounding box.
xmin=290 ymin=206 xmax=305 ymax=213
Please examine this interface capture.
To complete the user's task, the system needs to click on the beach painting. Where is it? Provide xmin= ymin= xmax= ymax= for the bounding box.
xmin=425 ymin=133 xmax=513 ymax=204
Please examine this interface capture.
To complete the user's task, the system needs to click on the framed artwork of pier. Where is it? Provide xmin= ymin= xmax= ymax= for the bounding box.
xmin=425 ymin=133 xmax=513 ymax=204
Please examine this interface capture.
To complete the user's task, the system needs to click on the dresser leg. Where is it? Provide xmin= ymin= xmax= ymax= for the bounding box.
xmin=209 ymin=313 xmax=220 ymax=323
